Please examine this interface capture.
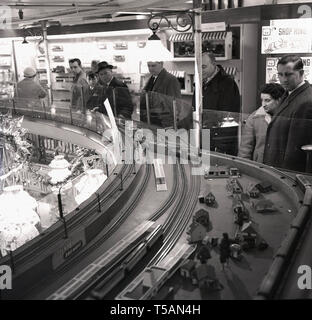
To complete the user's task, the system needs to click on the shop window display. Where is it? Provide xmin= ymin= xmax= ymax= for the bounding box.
xmin=0 ymin=110 xmax=110 ymax=257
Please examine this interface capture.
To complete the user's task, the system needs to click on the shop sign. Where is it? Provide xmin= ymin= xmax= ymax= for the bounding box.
xmin=262 ymin=19 xmax=312 ymax=54
xmin=202 ymin=22 xmax=226 ymax=32
xmin=266 ymin=56 xmax=312 ymax=84
xmin=52 ymin=228 xmax=86 ymax=270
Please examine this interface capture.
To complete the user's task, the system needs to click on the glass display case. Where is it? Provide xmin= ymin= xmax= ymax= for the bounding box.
xmin=0 ymin=103 xmax=119 ymax=257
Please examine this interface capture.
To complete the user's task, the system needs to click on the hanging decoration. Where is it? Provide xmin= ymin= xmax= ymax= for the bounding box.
xmin=0 ymin=111 xmax=32 ymax=183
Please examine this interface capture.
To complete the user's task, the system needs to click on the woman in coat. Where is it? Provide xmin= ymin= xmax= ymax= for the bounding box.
xmin=238 ymin=83 xmax=285 ymax=163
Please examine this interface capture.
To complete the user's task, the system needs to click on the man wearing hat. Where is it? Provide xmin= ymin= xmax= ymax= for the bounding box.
xmin=87 ymin=61 xmax=133 ymax=119
xmin=16 ymin=67 xmax=47 ymax=100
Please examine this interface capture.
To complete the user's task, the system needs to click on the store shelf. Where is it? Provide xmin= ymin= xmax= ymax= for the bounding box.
xmin=172 ymin=57 xmax=195 ymax=62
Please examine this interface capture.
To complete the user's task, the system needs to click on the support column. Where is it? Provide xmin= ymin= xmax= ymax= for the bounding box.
xmin=193 ymin=0 xmax=203 ymax=149
xmin=41 ymin=20 xmax=53 ymax=106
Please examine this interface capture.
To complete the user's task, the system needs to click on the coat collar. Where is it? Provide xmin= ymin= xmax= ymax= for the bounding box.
xmin=270 ymin=81 xmax=311 ymax=124
xmin=254 ymin=106 xmax=272 ymax=124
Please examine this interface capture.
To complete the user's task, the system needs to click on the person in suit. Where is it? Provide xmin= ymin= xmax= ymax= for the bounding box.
xmin=90 ymin=62 xmax=133 ymax=119
xmin=69 ymin=58 xmax=90 ymax=113
xmin=140 ymin=61 xmax=191 ymax=128
xmin=263 ymin=55 xmax=312 ymax=172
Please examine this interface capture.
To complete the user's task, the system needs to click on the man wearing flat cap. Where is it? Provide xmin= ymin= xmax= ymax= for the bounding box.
xmin=16 ymin=67 xmax=47 ymax=100
xmin=87 ymin=61 xmax=133 ymax=119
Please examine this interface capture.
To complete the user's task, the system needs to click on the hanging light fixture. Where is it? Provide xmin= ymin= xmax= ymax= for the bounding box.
xmin=139 ymin=30 xmax=173 ymax=63
xmin=22 ymin=36 xmax=28 ymax=44
xmin=140 ymin=12 xmax=193 ymax=63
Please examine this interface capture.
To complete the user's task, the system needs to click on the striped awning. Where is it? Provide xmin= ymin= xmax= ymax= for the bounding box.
xmin=168 ymin=70 xmax=185 ymax=78
xmin=223 ymin=67 xmax=237 ymax=76
xmin=169 ymin=32 xmax=227 ymax=42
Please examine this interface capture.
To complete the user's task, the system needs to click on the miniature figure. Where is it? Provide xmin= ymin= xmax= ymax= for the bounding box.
xmin=219 ymin=233 xmax=232 ymax=270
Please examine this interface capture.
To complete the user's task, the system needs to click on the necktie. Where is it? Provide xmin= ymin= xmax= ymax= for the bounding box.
xmin=146 ymin=76 xmax=156 ymax=92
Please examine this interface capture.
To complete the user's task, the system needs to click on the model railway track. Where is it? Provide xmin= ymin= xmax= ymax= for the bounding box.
xmin=48 ymin=163 xmax=196 ymax=300
xmin=34 ymin=163 xmax=151 ymax=296
xmin=80 ymin=164 xmax=200 ymax=300
xmin=10 ymin=163 xmax=135 ymax=269
xmin=149 ymin=164 xmax=201 ymax=266
xmin=98 ymin=164 xmax=152 ymax=241
xmin=47 ymin=221 xmax=162 ymax=300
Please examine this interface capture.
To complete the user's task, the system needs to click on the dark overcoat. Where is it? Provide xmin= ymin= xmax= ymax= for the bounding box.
xmin=202 ymin=65 xmax=240 ymax=114
xmin=263 ymin=81 xmax=312 ymax=172
xmin=87 ymin=77 xmax=133 ymax=119
xmin=140 ymin=68 xmax=192 ymax=128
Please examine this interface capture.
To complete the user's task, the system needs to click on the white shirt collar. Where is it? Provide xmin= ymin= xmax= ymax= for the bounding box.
xmin=289 ymin=80 xmax=305 ymax=95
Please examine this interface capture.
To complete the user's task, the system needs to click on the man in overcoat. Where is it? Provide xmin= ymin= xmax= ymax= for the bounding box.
xmin=263 ymin=55 xmax=312 ymax=172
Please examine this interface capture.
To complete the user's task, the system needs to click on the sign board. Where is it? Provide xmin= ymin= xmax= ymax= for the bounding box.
xmin=52 ymin=228 xmax=86 ymax=270
xmin=202 ymin=22 xmax=226 ymax=32
xmin=266 ymin=56 xmax=312 ymax=83
xmin=262 ymin=19 xmax=312 ymax=54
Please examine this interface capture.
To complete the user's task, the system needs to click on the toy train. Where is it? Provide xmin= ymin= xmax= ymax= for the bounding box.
xmin=47 ymin=222 xmax=163 ymax=300
xmin=204 ymin=166 xmax=240 ymax=179
xmin=90 ymin=224 xmax=163 ymax=300
xmin=153 ymin=158 xmax=168 ymax=192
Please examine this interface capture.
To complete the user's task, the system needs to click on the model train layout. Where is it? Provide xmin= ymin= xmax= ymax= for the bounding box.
xmin=1 ymin=106 xmax=312 ymax=300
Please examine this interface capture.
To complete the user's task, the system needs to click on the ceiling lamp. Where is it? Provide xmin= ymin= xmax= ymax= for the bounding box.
xmin=139 ymin=30 xmax=173 ymax=63
xmin=22 ymin=36 xmax=28 ymax=44
xmin=139 ymin=11 xmax=193 ymax=63
xmin=18 ymin=9 xmax=24 ymax=20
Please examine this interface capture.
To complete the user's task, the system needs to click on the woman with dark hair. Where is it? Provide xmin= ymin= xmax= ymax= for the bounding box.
xmin=238 ymin=83 xmax=285 ymax=163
